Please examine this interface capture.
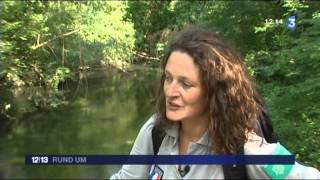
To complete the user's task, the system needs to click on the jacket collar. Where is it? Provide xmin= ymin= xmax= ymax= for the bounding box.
xmin=165 ymin=122 xmax=212 ymax=147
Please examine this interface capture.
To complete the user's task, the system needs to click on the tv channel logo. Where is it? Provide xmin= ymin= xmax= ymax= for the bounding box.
xmin=287 ymin=16 xmax=296 ymax=30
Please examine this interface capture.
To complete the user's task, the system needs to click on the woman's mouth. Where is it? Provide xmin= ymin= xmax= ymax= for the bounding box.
xmin=167 ymin=101 xmax=182 ymax=110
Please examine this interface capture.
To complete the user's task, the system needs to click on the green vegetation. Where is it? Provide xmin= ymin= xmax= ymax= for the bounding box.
xmin=1 ymin=1 xmax=135 ymax=123
xmin=1 ymin=0 xmax=319 ymax=169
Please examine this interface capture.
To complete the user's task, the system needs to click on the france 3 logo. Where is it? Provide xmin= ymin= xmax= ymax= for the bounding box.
xmin=287 ymin=16 xmax=296 ymax=30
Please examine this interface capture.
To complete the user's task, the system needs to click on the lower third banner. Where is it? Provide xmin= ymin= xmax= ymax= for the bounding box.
xmin=25 ymin=155 xmax=295 ymax=165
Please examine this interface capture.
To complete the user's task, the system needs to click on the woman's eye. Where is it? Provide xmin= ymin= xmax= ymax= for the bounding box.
xmin=165 ymin=75 xmax=171 ymax=82
xmin=182 ymin=82 xmax=192 ymax=89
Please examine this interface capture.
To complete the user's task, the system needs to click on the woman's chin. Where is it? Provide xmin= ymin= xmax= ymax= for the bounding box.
xmin=166 ymin=112 xmax=183 ymax=122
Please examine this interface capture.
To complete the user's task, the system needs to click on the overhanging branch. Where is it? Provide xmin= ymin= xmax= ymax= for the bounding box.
xmin=32 ymin=28 xmax=81 ymax=49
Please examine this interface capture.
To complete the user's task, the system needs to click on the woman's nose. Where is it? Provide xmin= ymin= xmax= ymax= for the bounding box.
xmin=165 ymin=81 xmax=179 ymax=97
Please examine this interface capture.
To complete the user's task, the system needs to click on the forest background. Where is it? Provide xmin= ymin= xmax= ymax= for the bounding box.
xmin=0 ymin=0 xmax=320 ymax=177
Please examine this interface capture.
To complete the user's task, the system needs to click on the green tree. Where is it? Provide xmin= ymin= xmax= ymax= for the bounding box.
xmin=247 ymin=0 xmax=320 ymax=168
xmin=0 ymin=1 xmax=135 ymax=125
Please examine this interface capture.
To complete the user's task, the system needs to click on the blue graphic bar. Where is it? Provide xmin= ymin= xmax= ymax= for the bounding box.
xmin=25 ymin=155 xmax=295 ymax=165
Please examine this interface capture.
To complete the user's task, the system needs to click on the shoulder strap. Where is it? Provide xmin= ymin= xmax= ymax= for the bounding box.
xmin=255 ymin=96 xmax=278 ymax=143
xmin=259 ymin=107 xmax=278 ymax=143
xmin=222 ymin=146 xmax=248 ymax=179
xmin=152 ymin=126 xmax=165 ymax=155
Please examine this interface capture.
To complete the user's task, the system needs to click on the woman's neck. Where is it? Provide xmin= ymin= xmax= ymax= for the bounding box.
xmin=178 ymin=114 xmax=209 ymax=155
xmin=180 ymin=114 xmax=209 ymax=142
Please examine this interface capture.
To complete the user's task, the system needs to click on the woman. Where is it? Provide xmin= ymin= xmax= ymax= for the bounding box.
xmin=110 ymin=27 xmax=320 ymax=179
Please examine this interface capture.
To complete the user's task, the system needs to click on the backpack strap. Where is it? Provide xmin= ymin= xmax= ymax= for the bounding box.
xmin=255 ymin=95 xmax=278 ymax=143
xmin=259 ymin=107 xmax=278 ymax=143
xmin=152 ymin=126 xmax=165 ymax=155
xmin=222 ymin=146 xmax=248 ymax=179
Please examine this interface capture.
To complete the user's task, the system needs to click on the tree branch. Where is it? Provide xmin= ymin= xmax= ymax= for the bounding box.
xmin=32 ymin=28 xmax=81 ymax=49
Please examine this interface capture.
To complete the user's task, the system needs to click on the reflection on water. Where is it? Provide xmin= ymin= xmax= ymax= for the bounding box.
xmin=0 ymin=66 xmax=160 ymax=179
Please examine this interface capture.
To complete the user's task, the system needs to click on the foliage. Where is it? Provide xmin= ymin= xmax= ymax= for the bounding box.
xmin=79 ymin=1 xmax=135 ymax=68
xmin=124 ymin=1 xmax=174 ymax=57
xmin=247 ymin=1 xmax=320 ymax=167
xmin=0 ymin=1 xmax=135 ymax=123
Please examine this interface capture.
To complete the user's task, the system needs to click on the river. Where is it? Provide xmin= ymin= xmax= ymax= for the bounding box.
xmin=0 ymin=65 xmax=160 ymax=179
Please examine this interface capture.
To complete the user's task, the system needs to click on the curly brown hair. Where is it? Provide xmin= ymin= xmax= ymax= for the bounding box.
xmin=155 ymin=26 xmax=261 ymax=154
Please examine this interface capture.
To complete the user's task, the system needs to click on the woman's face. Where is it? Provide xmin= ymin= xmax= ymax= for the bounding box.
xmin=164 ymin=51 xmax=207 ymax=122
